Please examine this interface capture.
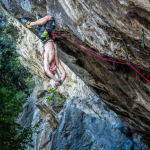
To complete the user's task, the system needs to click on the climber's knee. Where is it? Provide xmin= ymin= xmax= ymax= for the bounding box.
xmin=45 ymin=16 xmax=53 ymax=21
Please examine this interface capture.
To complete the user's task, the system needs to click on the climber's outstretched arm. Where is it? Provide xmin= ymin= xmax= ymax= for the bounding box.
xmin=58 ymin=63 xmax=66 ymax=82
xmin=54 ymin=43 xmax=66 ymax=83
xmin=30 ymin=16 xmax=53 ymax=27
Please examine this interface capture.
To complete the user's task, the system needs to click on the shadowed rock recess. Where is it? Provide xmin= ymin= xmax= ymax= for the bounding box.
xmin=1 ymin=0 xmax=150 ymax=148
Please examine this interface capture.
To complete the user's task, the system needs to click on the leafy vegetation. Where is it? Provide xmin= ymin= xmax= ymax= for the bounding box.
xmin=47 ymin=88 xmax=66 ymax=105
xmin=0 ymin=24 xmax=31 ymax=91
xmin=0 ymin=23 xmax=36 ymax=150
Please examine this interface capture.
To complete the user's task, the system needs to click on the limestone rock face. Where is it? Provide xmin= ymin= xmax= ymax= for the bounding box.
xmin=19 ymin=81 xmax=148 ymax=150
xmin=51 ymin=98 xmax=137 ymax=150
xmin=1 ymin=0 xmax=150 ymax=146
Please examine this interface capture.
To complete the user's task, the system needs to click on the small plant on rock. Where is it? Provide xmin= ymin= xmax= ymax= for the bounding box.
xmin=46 ymin=88 xmax=66 ymax=105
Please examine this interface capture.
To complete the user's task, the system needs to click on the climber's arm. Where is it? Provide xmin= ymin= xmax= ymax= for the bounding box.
xmin=57 ymin=63 xmax=66 ymax=82
xmin=54 ymin=43 xmax=66 ymax=83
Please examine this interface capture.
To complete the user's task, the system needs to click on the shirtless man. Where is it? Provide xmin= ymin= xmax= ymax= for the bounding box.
xmin=25 ymin=15 xmax=66 ymax=86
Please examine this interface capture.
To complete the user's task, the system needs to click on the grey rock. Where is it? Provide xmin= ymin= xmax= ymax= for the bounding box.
xmin=1 ymin=0 xmax=150 ymax=148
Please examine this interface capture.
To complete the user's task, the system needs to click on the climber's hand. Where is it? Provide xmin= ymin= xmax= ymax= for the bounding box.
xmin=55 ymin=81 xmax=61 ymax=86
xmin=58 ymin=79 xmax=62 ymax=84
xmin=55 ymin=79 xmax=63 ymax=86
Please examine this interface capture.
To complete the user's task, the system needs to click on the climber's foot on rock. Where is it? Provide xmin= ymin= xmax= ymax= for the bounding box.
xmin=21 ymin=18 xmax=33 ymax=28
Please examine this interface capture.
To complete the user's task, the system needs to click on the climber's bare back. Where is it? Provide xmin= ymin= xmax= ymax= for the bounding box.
xmin=44 ymin=40 xmax=58 ymax=74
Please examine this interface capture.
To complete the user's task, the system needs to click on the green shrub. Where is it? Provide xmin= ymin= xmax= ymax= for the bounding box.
xmin=0 ymin=23 xmax=37 ymax=149
xmin=25 ymin=77 xmax=36 ymax=93
xmin=0 ymin=25 xmax=31 ymax=91
xmin=47 ymin=88 xmax=66 ymax=105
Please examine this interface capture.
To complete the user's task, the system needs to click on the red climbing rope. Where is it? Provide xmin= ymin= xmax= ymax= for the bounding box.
xmin=52 ymin=33 xmax=150 ymax=84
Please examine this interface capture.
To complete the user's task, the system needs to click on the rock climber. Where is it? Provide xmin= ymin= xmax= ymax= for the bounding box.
xmin=23 ymin=15 xmax=66 ymax=86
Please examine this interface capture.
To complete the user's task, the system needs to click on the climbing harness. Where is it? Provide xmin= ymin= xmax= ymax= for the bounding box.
xmin=51 ymin=32 xmax=150 ymax=84
xmin=141 ymin=28 xmax=145 ymax=48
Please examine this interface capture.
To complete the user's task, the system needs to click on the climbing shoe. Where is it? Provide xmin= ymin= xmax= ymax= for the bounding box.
xmin=21 ymin=18 xmax=33 ymax=28
xmin=26 ymin=21 xmax=32 ymax=28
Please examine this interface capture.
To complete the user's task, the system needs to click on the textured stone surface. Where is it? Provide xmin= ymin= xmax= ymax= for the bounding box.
xmin=1 ymin=0 xmax=150 ymax=146
xmin=15 ymin=62 xmax=148 ymax=149
xmin=51 ymin=99 xmax=133 ymax=150
xmin=19 ymin=83 xmax=149 ymax=150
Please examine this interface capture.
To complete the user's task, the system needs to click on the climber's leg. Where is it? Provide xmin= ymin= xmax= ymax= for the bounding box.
xmin=53 ymin=43 xmax=59 ymax=67
xmin=31 ymin=16 xmax=53 ymax=26
xmin=27 ymin=16 xmax=53 ymax=28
